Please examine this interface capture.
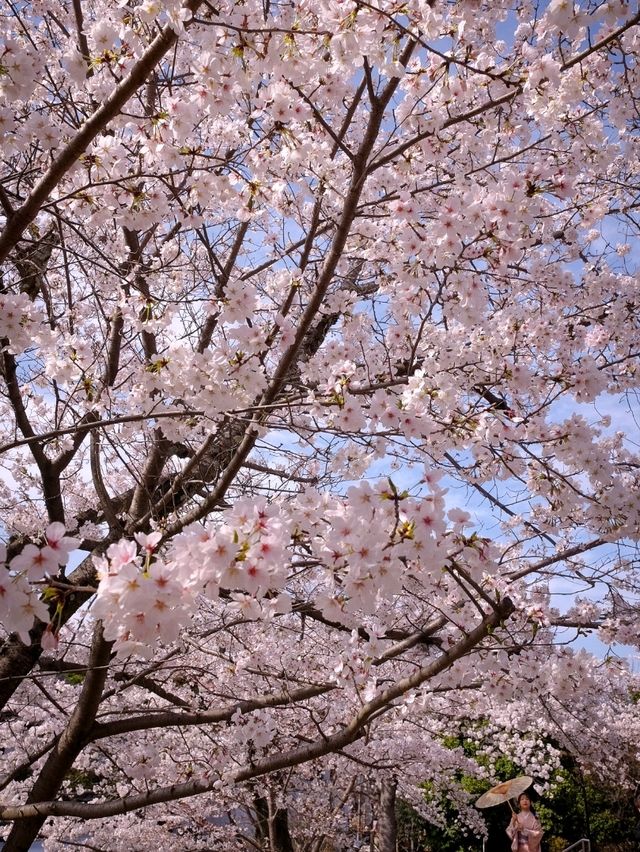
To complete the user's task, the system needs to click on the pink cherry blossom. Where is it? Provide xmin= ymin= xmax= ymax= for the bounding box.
xmin=0 ymin=0 xmax=638 ymax=846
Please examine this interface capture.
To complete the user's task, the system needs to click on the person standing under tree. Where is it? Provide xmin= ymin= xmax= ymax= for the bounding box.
xmin=506 ymin=793 xmax=544 ymax=852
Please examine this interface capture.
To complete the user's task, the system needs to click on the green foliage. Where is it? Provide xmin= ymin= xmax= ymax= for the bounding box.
xmin=63 ymin=767 xmax=101 ymax=793
xmin=396 ymin=728 xmax=639 ymax=852
xmin=61 ymin=671 xmax=85 ymax=685
xmin=396 ymin=800 xmax=433 ymax=852
xmin=536 ymin=764 xmax=637 ymax=851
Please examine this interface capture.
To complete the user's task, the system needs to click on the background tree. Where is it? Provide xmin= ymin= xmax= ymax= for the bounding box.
xmin=398 ymin=758 xmax=640 ymax=852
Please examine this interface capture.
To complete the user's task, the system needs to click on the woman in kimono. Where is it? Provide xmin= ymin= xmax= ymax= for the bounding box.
xmin=506 ymin=792 xmax=543 ymax=852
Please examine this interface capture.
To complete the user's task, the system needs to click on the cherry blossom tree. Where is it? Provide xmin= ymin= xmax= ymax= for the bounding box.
xmin=1 ymin=0 xmax=639 ymax=849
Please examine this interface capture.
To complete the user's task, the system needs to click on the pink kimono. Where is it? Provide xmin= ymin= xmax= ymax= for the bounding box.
xmin=506 ymin=811 xmax=543 ymax=852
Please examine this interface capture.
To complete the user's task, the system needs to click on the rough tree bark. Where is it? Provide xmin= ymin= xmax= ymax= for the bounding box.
xmin=2 ymin=625 xmax=112 ymax=852
xmin=254 ymin=795 xmax=295 ymax=852
xmin=375 ymin=777 xmax=398 ymax=852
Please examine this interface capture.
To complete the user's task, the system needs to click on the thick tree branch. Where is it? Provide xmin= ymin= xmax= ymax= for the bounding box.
xmin=2 ymin=626 xmax=112 ymax=851
xmin=0 ymin=599 xmax=513 ymax=822
xmin=90 ymin=682 xmax=334 ymax=741
xmin=0 ymin=0 xmax=203 ymax=264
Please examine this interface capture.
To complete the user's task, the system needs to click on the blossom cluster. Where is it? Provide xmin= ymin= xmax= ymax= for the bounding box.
xmin=0 ymin=524 xmax=79 ymax=643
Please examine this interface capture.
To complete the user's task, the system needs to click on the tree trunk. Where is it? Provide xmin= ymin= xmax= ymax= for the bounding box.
xmin=253 ymin=794 xmax=295 ymax=852
xmin=271 ymin=806 xmax=295 ymax=852
xmin=2 ymin=626 xmax=112 ymax=852
xmin=376 ymin=777 xmax=397 ymax=852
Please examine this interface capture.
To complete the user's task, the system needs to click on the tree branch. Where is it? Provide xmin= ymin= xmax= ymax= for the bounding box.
xmin=0 ymin=599 xmax=513 ymax=822
xmin=0 ymin=0 xmax=204 ymax=264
